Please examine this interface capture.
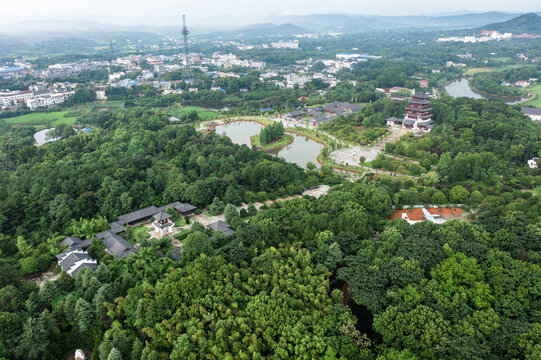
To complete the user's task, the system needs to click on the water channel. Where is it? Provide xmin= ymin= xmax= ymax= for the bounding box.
xmin=215 ymin=121 xmax=324 ymax=169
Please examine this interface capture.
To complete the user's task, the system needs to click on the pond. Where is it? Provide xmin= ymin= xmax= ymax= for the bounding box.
xmin=215 ymin=121 xmax=324 ymax=168
xmin=445 ymin=79 xmax=485 ymax=99
xmin=445 ymin=78 xmax=528 ymax=105
xmin=33 ymin=128 xmax=61 ymax=145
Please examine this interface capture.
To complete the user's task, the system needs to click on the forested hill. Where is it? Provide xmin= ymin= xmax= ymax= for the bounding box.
xmin=480 ymin=13 xmax=541 ymax=34
xmin=0 ymin=108 xmax=308 ymax=239
xmin=0 ymin=104 xmax=541 ymax=359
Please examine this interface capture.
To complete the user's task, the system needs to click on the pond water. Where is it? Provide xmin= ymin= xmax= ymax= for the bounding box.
xmin=33 ymin=128 xmax=61 ymax=145
xmin=445 ymin=79 xmax=485 ymax=99
xmin=445 ymin=78 xmax=528 ymax=105
xmin=215 ymin=121 xmax=324 ymax=168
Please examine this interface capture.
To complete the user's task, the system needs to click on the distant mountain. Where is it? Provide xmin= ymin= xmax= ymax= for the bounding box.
xmin=0 ymin=12 xmax=535 ymax=39
xmin=201 ymin=23 xmax=311 ymax=39
xmin=273 ymin=12 xmax=522 ymax=33
xmin=479 ymin=13 xmax=541 ymax=34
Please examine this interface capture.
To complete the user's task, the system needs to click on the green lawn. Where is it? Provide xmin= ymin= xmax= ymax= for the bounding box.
xmin=4 ymin=111 xmax=79 ymax=126
xmin=169 ymin=106 xmax=219 ymax=120
xmin=171 ymin=215 xmax=187 ymax=228
xmin=133 ymin=225 xmax=151 ymax=242
xmin=524 ymin=85 xmax=541 ymax=108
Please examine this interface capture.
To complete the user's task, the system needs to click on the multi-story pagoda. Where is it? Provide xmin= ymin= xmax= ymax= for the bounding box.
xmin=404 ymin=92 xmax=433 ymax=131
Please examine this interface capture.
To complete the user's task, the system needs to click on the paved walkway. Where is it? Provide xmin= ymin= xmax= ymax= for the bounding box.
xmin=330 ymin=127 xmax=412 ymax=165
xmin=191 ymin=188 xmax=331 ymax=226
xmin=26 ymin=271 xmax=60 ymax=287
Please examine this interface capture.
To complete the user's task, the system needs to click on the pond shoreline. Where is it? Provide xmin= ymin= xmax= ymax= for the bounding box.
xmin=445 ymin=78 xmax=529 ymax=105
xmin=213 ymin=119 xmax=324 ymax=169
xmin=250 ymin=134 xmax=294 ymax=151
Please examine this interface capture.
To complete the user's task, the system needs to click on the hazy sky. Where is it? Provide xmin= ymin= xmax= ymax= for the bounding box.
xmin=2 ymin=0 xmax=539 ymax=19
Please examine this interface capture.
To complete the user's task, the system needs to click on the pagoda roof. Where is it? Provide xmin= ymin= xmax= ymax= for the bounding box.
xmin=406 ymin=106 xmax=432 ymax=112
xmin=405 ymin=114 xmax=433 ymax=119
xmin=409 ymin=99 xmax=431 ymax=105
xmin=153 ymin=212 xmax=172 ymax=221
xmin=412 ymin=92 xmax=429 ymax=99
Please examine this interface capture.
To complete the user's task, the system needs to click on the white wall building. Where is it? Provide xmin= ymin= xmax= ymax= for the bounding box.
xmin=271 ymin=41 xmax=299 ymax=50
xmin=0 ymin=91 xmax=34 ymax=106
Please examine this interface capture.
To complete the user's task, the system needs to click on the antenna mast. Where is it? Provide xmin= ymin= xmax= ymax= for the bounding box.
xmin=110 ymin=40 xmax=116 ymax=61
xmin=182 ymin=15 xmax=191 ymax=79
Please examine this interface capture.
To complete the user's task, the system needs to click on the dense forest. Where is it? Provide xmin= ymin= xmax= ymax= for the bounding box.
xmin=0 ymin=103 xmax=540 ymax=359
xmin=383 ymin=96 xmax=541 ymax=191
xmin=2 ymin=22 xmax=541 ymax=360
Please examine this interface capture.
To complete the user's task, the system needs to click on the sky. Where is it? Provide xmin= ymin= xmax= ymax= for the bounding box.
xmin=1 ymin=0 xmax=539 ymax=21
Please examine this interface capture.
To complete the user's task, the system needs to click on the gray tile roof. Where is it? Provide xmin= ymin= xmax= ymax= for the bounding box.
xmin=117 ymin=206 xmax=160 ymax=225
xmin=101 ymin=231 xmax=138 ymax=259
xmin=59 ymin=252 xmax=92 ymax=271
xmin=153 ymin=212 xmax=172 ymax=221
xmin=523 ymin=107 xmax=541 ymax=115
xmin=60 ymin=236 xmax=81 ymax=247
xmin=171 ymin=248 xmax=181 ymax=261
xmin=207 ymin=221 xmax=236 ymax=236
xmin=95 ymin=230 xmax=138 ymax=259
xmin=75 ymin=239 xmax=93 ymax=250
xmin=109 ymin=221 xmax=126 ymax=234
xmin=175 ymin=202 xmax=197 ymax=213
xmin=404 ymin=119 xmax=416 ymax=126
xmin=71 ymin=262 xmax=98 ymax=276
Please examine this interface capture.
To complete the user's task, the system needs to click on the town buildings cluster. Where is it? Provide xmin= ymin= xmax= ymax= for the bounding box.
xmin=0 ymin=82 xmax=75 ymax=110
xmin=281 ymin=101 xmax=365 ymax=127
xmin=437 ymin=30 xmax=513 ymax=43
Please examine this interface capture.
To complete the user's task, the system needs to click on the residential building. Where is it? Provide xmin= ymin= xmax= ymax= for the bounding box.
xmin=95 ymin=90 xmax=107 ymax=100
xmin=528 ymin=157 xmax=538 ymax=169
xmin=522 ymin=107 xmax=541 ymax=122
xmin=0 ymin=66 xmax=25 ymax=79
xmin=0 ymin=90 xmax=34 ymax=106
xmin=26 ymin=93 xmax=69 ymax=110
xmin=271 ymin=41 xmax=299 ymax=50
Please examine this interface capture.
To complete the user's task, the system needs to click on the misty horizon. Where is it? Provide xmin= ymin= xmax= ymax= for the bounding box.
xmin=0 ymin=0 xmax=540 ymax=27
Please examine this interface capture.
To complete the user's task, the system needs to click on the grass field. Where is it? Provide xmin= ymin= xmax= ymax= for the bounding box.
xmin=169 ymin=106 xmax=219 ymax=120
xmin=523 ymin=84 xmax=541 ymax=108
xmin=464 ymin=68 xmax=492 ymax=76
xmin=132 ymin=225 xmax=151 ymax=243
xmin=4 ymin=111 xmax=79 ymax=126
